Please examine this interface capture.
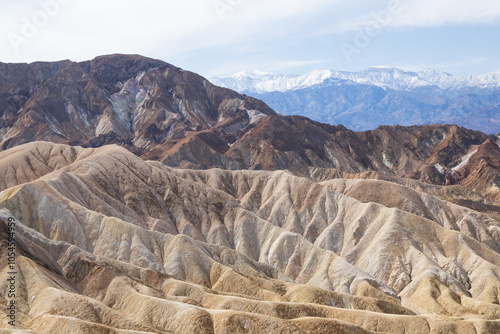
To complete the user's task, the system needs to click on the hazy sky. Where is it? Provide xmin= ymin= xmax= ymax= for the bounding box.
xmin=1 ymin=0 xmax=500 ymax=77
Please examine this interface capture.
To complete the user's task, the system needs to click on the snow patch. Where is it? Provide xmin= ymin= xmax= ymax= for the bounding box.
xmin=452 ymin=148 xmax=479 ymax=172
xmin=252 ymin=69 xmax=334 ymax=93
xmin=66 ymin=102 xmax=91 ymax=129
xmin=212 ymin=67 xmax=500 ymax=94
xmin=382 ymin=153 xmax=393 ymax=169
xmin=45 ymin=115 xmax=64 ymax=137
xmin=246 ymin=109 xmax=266 ymax=124
xmin=209 ymin=71 xmax=297 ymax=92
xmin=435 ymin=164 xmax=445 ymax=174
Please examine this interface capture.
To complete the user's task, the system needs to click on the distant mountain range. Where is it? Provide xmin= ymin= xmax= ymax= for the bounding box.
xmin=210 ymin=67 xmax=500 ymax=134
xmin=1 ymin=55 xmax=496 ymax=190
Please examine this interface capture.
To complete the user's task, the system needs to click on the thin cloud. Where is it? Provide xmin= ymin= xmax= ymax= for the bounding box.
xmin=338 ymin=0 xmax=500 ymax=33
xmin=394 ymin=57 xmax=490 ymax=74
xmin=0 ymin=0 xmax=335 ymax=63
xmin=0 ymin=0 xmax=499 ymax=75
xmin=393 ymin=0 xmax=500 ymax=28
xmin=202 ymin=59 xmax=328 ymax=77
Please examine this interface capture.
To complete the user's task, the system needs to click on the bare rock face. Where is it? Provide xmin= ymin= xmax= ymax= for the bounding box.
xmin=1 ymin=55 xmax=498 ymax=204
xmin=0 ymin=54 xmax=275 ymax=154
xmin=1 ymin=55 xmax=500 ymax=333
xmin=1 ymin=142 xmax=500 ymax=333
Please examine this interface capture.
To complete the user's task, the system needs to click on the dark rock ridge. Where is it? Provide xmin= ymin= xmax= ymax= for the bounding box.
xmin=0 ymin=54 xmax=499 ymax=204
xmin=1 ymin=55 xmax=500 ymax=333
xmin=0 ymin=54 xmax=275 ymax=154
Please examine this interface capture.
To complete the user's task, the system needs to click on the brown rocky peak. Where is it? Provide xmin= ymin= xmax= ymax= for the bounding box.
xmin=0 ymin=54 xmax=275 ymax=152
xmin=86 ymin=54 xmax=176 ymax=90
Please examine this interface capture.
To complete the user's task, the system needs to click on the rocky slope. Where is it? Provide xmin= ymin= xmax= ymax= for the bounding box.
xmin=1 ymin=55 xmax=498 ymax=206
xmin=1 ymin=142 xmax=500 ymax=333
xmin=158 ymin=117 xmax=500 ymax=207
xmin=1 ymin=55 xmax=500 ymax=333
xmin=0 ymin=54 xmax=275 ymax=153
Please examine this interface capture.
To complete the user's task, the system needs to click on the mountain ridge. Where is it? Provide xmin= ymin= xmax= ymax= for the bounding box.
xmin=210 ymin=67 xmax=500 ymax=93
xmin=0 ymin=55 xmax=498 ymax=203
xmin=1 ymin=54 xmax=500 ymax=333
xmin=210 ymin=67 xmax=500 ymax=134
xmin=2 ymin=141 xmax=500 ymax=333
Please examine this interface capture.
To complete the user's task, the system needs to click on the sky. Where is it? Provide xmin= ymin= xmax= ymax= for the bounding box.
xmin=1 ymin=0 xmax=500 ymax=77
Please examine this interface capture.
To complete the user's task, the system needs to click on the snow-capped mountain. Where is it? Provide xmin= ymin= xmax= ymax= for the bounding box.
xmin=209 ymin=70 xmax=297 ymax=92
xmin=209 ymin=67 xmax=500 ymax=134
xmin=211 ymin=67 xmax=500 ymax=93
